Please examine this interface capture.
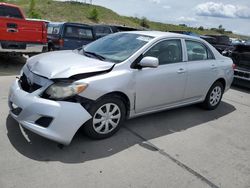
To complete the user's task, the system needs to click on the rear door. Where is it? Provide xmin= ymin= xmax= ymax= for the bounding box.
xmin=62 ymin=25 xmax=94 ymax=50
xmin=184 ymin=40 xmax=218 ymax=101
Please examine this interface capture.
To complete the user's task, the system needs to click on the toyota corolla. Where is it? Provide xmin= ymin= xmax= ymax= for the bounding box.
xmin=8 ymin=31 xmax=234 ymax=145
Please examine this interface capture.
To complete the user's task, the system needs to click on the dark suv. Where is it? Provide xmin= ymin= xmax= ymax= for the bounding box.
xmin=201 ymin=35 xmax=233 ymax=54
xmin=47 ymin=22 xmax=139 ymax=51
xmin=230 ymin=44 xmax=250 ymax=88
xmin=47 ymin=22 xmax=94 ymax=51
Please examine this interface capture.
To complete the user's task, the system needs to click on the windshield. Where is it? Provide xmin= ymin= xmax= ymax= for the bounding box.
xmin=83 ymin=33 xmax=154 ymax=63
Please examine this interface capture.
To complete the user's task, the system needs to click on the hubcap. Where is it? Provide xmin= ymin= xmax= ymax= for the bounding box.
xmin=93 ymin=103 xmax=121 ymax=134
xmin=209 ymin=86 xmax=222 ymax=106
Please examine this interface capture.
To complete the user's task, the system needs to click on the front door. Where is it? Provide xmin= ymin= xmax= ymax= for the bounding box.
xmin=135 ymin=39 xmax=188 ymax=113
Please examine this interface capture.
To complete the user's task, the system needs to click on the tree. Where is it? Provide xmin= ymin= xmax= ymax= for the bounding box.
xmin=88 ymin=8 xmax=99 ymax=22
xmin=28 ymin=0 xmax=41 ymax=18
xmin=218 ymin=24 xmax=225 ymax=34
xmin=198 ymin=26 xmax=204 ymax=31
xmin=179 ymin=24 xmax=187 ymax=27
xmin=140 ymin=17 xmax=149 ymax=28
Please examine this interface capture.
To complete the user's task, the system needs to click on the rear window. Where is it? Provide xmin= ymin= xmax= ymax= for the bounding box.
xmin=94 ymin=26 xmax=111 ymax=38
xmin=64 ymin=26 xmax=93 ymax=39
xmin=217 ymin=36 xmax=230 ymax=45
xmin=0 ymin=5 xmax=23 ymax=19
xmin=47 ymin=25 xmax=61 ymax=35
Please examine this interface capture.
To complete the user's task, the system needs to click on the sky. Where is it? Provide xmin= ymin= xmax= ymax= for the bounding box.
xmin=63 ymin=0 xmax=250 ymax=36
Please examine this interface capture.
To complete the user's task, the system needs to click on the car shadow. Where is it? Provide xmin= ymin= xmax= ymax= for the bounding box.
xmin=6 ymin=101 xmax=236 ymax=163
xmin=231 ymin=85 xmax=250 ymax=94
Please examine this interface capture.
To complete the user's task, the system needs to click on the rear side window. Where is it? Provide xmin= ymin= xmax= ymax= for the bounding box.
xmin=94 ymin=26 xmax=111 ymax=38
xmin=0 ymin=5 xmax=23 ymax=19
xmin=185 ymin=40 xmax=214 ymax=61
xmin=144 ymin=39 xmax=183 ymax=65
xmin=64 ymin=26 xmax=93 ymax=39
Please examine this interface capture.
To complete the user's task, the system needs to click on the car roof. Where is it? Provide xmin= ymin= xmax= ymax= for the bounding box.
xmin=0 ymin=2 xmax=19 ymax=8
xmin=123 ymin=30 xmax=199 ymax=40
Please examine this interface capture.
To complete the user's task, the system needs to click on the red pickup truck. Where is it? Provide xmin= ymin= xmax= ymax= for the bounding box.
xmin=0 ymin=3 xmax=47 ymax=55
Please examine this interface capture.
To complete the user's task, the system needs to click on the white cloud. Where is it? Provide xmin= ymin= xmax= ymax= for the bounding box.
xmin=163 ymin=5 xmax=171 ymax=9
xmin=195 ymin=2 xmax=250 ymax=19
xmin=148 ymin=0 xmax=161 ymax=4
xmin=177 ymin=16 xmax=197 ymax=22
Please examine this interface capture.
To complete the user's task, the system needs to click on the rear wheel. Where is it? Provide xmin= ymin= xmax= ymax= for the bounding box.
xmin=201 ymin=81 xmax=224 ymax=110
xmin=83 ymin=97 xmax=126 ymax=139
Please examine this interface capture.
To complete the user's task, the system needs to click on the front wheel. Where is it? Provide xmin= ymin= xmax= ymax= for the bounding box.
xmin=83 ymin=97 xmax=126 ymax=139
xmin=201 ymin=81 xmax=224 ymax=110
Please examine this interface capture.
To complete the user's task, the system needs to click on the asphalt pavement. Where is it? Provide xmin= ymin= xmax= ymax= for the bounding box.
xmin=0 ymin=57 xmax=249 ymax=188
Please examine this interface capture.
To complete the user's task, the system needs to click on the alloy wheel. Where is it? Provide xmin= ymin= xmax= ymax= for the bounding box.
xmin=93 ymin=103 xmax=121 ymax=134
xmin=209 ymin=86 xmax=222 ymax=106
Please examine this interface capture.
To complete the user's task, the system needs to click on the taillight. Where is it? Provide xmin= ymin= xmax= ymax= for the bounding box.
xmin=42 ymin=22 xmax=47 ymax=43
xmin=232 ymin=63 xmax=236 ymax=70
xmin=59 ymin=39 xmax=64 ymax=47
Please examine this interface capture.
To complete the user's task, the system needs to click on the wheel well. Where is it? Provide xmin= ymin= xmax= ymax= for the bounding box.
xmin=98 ymin=92 xmax=131 ymax=118
xmin=215 ymin=78 xmax=226 ymax=90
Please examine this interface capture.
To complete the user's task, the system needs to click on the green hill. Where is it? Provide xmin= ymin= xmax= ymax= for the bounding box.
xmin=4 ymin=0 xmax=249 ymax=39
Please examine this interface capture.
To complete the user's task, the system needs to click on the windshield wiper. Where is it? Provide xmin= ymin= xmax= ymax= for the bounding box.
xmin=83 ymin=50 xmax=106 ymax=61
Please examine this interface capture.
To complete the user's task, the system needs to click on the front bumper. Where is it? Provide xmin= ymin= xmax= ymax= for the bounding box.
xmin=8 ymin=80 xmax=92 ymax=145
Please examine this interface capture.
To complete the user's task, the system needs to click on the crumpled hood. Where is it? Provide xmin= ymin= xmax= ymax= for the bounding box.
xmin=27 ymin=50 xmax=114 ymax=79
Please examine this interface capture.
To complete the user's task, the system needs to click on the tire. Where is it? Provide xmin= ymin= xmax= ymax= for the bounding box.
xmin=48 ymin=43 xmax=54 ymax=51
xmin=83 ymin=97 xmax=126 ymax=139
xmin=201 ymin=81 xmax=224 ymax=110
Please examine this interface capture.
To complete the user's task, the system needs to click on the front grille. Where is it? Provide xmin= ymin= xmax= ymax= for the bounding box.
xmin=19 ymin=73 xmax=42 ymax=93
xmin=35 ymin=116 xmax=53 ymax=128
xmin=10 ymin=102 xmax=22 ymax=116
xmin=12 ymin=107 xmax=22 ymax=116
xmin=234 ymin=69 xmax=250 ymax=81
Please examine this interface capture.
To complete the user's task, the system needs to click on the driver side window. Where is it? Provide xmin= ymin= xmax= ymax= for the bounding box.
xmin=144 ymin=39 xmax=183 ymax=65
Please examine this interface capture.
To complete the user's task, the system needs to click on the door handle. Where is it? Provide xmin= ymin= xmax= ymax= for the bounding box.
xmin=177 ymin=68 xmax=186 ymax=74
xmin=7 ymin=28 xmax=18 ymax=33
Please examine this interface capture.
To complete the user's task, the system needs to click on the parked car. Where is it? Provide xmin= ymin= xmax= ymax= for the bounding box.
xmin=8 ymin=31 xmax=234 ymax=145
xmin=48 ymin=22 xmax=140 ymax=50
xmin=92 ymin=24 xmax=139 ymax=39
xmin=0 ymin=3 xmax=47 ymax=55
xmin=201 ymin=35 xmax=233 ymax=54
xmin=230 ymin=44 xmax=250 ymax=88
xmin=245 ymin=40 xmax=250 ymax=45
xmin=47 ymin=22 xmax=94 ymax=51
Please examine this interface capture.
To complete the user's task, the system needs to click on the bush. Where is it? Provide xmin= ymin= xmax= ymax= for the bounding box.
xmin=140 ymin=17 xmax=149 ymax=28
xmin=198 ymin=26 xmax=204 ymax=31
xmin=88 ymin=8 xmax=99 ymax=22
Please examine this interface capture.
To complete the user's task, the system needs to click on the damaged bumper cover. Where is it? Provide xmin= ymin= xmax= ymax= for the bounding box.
xmin=8 ymin=80 xmax=92 ymax=145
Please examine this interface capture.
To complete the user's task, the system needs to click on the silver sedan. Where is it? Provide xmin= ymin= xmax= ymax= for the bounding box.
xmin=8 ymin=31 xmax=234 ymax=145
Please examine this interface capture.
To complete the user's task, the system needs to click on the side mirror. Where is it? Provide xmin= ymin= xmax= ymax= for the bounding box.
xmin=139 ymin=56 xmax=159 ymax=68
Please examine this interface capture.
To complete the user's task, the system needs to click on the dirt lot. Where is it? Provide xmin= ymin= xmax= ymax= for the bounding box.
xmin=0 ymin=57 xmax=250 ymax=188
